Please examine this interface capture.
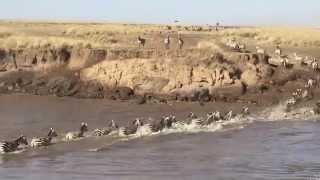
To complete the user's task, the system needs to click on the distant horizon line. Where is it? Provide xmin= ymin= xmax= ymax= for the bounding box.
xmin=0 ymin=18 xmax=318 ymax=28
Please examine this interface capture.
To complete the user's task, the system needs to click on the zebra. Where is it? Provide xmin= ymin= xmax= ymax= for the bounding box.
xmin=239 ymin=107 xmax=250 ymax=118
xmin=305 ymin=79 xmax=315 ymax=89
xmin=239 ymin=43 xmax=246 ymax=52
xmin=163 ymin=115 xmax=175 ymax=128
xmin=311 ymin=58 xmax=319 ymax=71
xmin=30 ymin=128 xmax=58 ymax=147
xmin=293 ymin=53 xmax=303 ymax=61
xmin=0 ymin=135 xmax=28 ymax=153
xmin=256 ymin=46 xmax=265 ymax=54
xmin=275 ymin=45 xmax=282 ymax=56
xmin=146 ymin=117 xmax=165 ymax=132
xmin=147 ymin=115 xmax=175 ymax=132
xmin=65 ymin=122 xmax=88 ymax=140
xmin=178 ymin=35 xmax=184 ymax=50
xmin=312 ymin=101 xmax=320 ymax=114
xmin=292 ymin=88 xmax=303 ymax=98
xmin=200 ymin=113 xmax=215 ymax=126
xmin=119 ymin=118 xmax=144 ymax=136
xmin=215 ymin=22 xmax=220 ymax=31
xmin=137 ymin=36 xmax=146 ymax=48
xmin=285 ymin=97 xmax=297 ymax=112
xmin=164 ymin=35 xmax=170 ymax=49
xmin=280 ymin=57 xmax=289 ymax=68
xmin=212 ymin=111 xmax=222 ymax=121
xmin=229 ymin=42 xmax=240 ymax=50
xmin=93 ymin=120 xmax=119 ymax=136
xmin=188 ymin=112 xmax=198 ymax=119
xmin=223 ymin=111 xmax=234 ymax=121
xmin=185 ymin=112 xmax=203 ymax=126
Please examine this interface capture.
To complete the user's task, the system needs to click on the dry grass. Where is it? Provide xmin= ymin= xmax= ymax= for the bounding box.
xmin=0 ymin=21 xmax=319 ymax=51
xmin=220 ymin=27 xmax=320 ymax=47
xmin=0 ymin=21 xmax=164 ymax=49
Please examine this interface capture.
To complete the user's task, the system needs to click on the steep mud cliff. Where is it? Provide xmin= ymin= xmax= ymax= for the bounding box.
xmin=0 ymin=45 xmax=313 ymax=104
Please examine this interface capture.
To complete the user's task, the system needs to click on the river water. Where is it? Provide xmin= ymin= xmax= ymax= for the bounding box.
xmin=0 ymin=95 xmax=319 ymax=180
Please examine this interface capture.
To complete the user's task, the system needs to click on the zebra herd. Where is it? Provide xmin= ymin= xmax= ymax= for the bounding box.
xmin=137 ymin=34 xmax=184 ymax=50
xmin=0 ymin=107 xmax=250 ymax=154
xmin=285 ymin=79 xmax=318 ymax=111
xmin=224 ymin=38 xmax=319 ymax=70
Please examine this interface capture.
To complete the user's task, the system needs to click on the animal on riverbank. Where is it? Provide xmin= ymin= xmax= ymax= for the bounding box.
xmin=292 ymin=88 xmax=303 ymax=99
xmin=306 ymin=79 xmax=316 ymax=89
xmin=311 ymin=58 xmax=319 ymax=71
xmin=0 ymin=135 xmax=28 ymax=153
xmin=65 ymin=122 xmax=88 ymax=140
xmin=275 ymin=45 xmax=282 ymax=56
xmin=30 ymin=128 xmax=58 ymax=147
xmin=256 ymin=46 xmax=265 ymax=54
xmin=238 ymin=43 xmax=246 ymax=52
xmin=137 ymin=36 xmax=146 ymax=48
xmin=280 ymin=57 xmax=289 ymax=68
xmin=293 ymin=53 xmax=303 ymax=61
xmin=178 ymin=35 xmax=184 ymax=50
xmin=226 ymin=39 xmax=240 ymax=51
xmin=164 ymin=35 xmax=170 ymax=49
xmin=285 ymin=97 xmax=297 ymax=112
xmin=93 ymin=120 xmax=119 ymax=136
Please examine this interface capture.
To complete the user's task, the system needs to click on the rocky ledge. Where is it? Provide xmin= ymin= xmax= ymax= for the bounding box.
xmin=0 ymin=46 xmax=317 ymax=105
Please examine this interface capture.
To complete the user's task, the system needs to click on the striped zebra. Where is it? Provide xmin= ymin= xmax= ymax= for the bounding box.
xmin=306 ymin=79 xmax=315 ymax=89
xmin=241 ymin=107 xmax=249 ymax=115
xmin=280 ymin=57 xmax=289 ymax=68
xmin=186 ymin=112 xmax=204 ymax=126
xmin=164 ymin=35 xmax=170 ymax=49
xmin=200 ymin=113 xmax=215 ymax=126
xmin=119 ymin=118 xmax=144 ymax=136
xmin=30 ymin=128 xmax=58 ymax=147
xmin=144 ymin=116 xmax=173 ymax=133
xmin=311 ymin=58 xmax=319 ymax=71
xmin=188 ymin=112 xmax=197 ymax=119
xmin=223 ymin=111 xmax=234 ymax=121
xmin=0 ymin=135 xmax=28 ymax=153
xmin=137 ymin=36 xmax=146 ymax=48
xmin=93 ymin=120 xmax=119 ymax=136
xmin=160 ymin=115 xmax=175 ymax=129
xmin=65 ymin=122 xmax=88 ymax=140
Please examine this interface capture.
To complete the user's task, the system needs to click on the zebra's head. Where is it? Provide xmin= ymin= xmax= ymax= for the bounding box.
xmin=170 ymin=115 xmax=176 ymax=123
xmin=109 ymin=120 xmax=118 ymax=129
xmin=48 ymin=128 xmax=58 ymax=138
xmin=165 ymin=116 xmax=174 ymax=128
xmin=133 ymin=118 xmax=143 ymax=127
xmin=188 ymin=112 xmax=197 ymax=119
xmin=242 ymin=107 xmax=249 ymax=114
xmin=80 ymin=122 xmax=88 ymax=133
xmin=17 ymin=135 xmax=28 ymax=145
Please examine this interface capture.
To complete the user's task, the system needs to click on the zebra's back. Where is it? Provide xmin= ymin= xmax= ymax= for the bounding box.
xmin=30 ymin=137 xmax=51 ymax=147
xmin=0 ymin=142 xmax=18 ymax=153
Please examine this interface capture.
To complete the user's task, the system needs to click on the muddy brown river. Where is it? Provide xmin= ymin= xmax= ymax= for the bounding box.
xmin=0 ymin=95 xmax=320 ymax=180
